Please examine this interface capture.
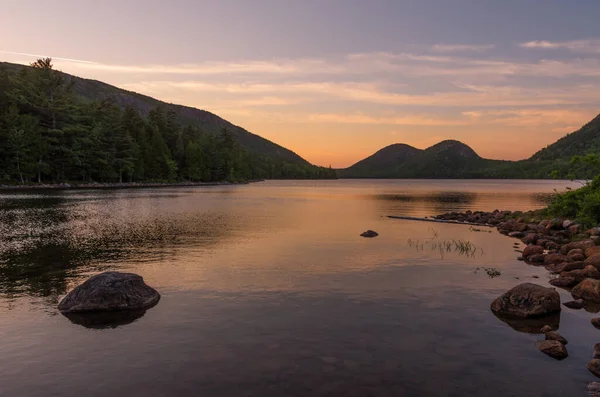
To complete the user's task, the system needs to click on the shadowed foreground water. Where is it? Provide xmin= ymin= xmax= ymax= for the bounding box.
xmin=1 ymin=179 xmax=598 ymax=397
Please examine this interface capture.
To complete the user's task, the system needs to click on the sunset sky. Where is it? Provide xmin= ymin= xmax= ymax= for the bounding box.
xmin=2 ymin=0 xmax=600 ymax=167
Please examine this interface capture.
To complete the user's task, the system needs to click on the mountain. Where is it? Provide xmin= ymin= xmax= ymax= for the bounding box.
xmin=338 ymin=140 xmax=507 ymax=178
xmin=339 ymin=112 xmax=600 ymax=179
xmin=0 ymin=61 xmax=308 ymax=166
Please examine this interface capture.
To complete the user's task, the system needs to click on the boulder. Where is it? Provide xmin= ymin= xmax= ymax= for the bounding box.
xmin=360 ymin=230 xmax=379 ymax=238
xmin=562 ymin=240 xmax=596 ymax=254
xmin=523 ymin=245 xmax=544 ymax=258
xmin=595 ymin=343 xmax=600 ymax=359
xmin=590 ymin=382 xmax=600 ymax=397
xmin=587 ymin=265 xmax=600 ymax=279
xmin=592 ymin=318 xmax=600 ymax=330
xmin=587 ymin=247 xmax=600 ymax=258
xmin=537 ymin=239 xmax=550 ymax=248
xmin=57 ymin=272 xmax=160 ymax=313
xmin=545 ymin=242 xmax=561 ymax=251
xmin=568 ymin=224 xmax=581 ymax=234
xmin=521 ymin=234 xmax=538 ymax=245
xmin=490 ymin=283 xmax=561 ymax=318
xmin=589 ymin=359 xmax=600 ymax=378
xmin=528 ymin=254 xmax=545 ymax=264
xmin=572 ymin=279 xmax=600 ymax=303
xmin=546 ymin=218 xmax=563 ymax=231
xmin=540 ymin=325 xmax=554 ymax=333
xmin=586 ymin=255 xmax=600 ymax=271
xmin=536 ymin=340 xmax=568 ymax=360
xmin=563 ymin=299 xmax=584 ymax=309
xmin=549 ymin=276 xmax=578 ymax=288
xmin=588 ymin=227 xmax=600 ymax=236
xmin=560 ymin=269 xmax=588 ymax=283
xmin=548 ymin=261 xmax=585 ymax=274
xmin=544 ymin=253 xmax=568 ymax=266
xmin=562 ymin=220 xmax=574 ymax=229
xmin=514 ymin=223 xmax=528 ymax=232
xmin=545 ymin=330 xmax=568 ymax=344
xmin=508 ymin=231 xmax=525 ymax=238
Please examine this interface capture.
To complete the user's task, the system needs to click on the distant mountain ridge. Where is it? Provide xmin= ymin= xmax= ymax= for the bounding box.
xmin=0 ymin=61 xmax=309 ymax=166
xmin=339 ymin=113 xmax=600 ymax=179
xmin=338 ymin=140 xmax=508 ymax=178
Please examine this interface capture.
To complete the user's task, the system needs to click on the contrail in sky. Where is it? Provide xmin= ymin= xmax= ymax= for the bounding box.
xmin=0 ymin=50 xmax=98 ymax=64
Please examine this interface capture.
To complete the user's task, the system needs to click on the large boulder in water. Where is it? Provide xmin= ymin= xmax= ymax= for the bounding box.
xmin=490 ymin=283 xmax=561 ymax=318
xmin=58 ymin=272 xmax=160 ymax=313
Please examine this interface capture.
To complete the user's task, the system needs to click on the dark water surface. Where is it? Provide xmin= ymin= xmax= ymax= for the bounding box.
xmin=1 ymin=179 xmax=596 ymax=396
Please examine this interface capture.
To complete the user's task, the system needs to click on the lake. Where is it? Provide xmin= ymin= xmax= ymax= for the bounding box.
xmin=0 ymin=179 xmax=596 ymax=397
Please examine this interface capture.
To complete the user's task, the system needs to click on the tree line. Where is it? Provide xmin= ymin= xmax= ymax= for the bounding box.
xmin=0 ymin=58 xmax=336 ymax=184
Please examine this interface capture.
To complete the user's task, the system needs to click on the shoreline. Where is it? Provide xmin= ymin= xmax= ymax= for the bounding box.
xmin=0 ymin=180 xmax=265 ymax=191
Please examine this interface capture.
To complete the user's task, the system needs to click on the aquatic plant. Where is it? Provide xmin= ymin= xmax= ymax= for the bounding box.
xmin=407 ymin=230 xmax=482 ymax=258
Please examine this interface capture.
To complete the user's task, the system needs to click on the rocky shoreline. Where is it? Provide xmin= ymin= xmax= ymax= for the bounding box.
xmin=0 ymin=180 xmax=265 ymax=191
xmin=436 ymin=209 xmax=600 ymax=391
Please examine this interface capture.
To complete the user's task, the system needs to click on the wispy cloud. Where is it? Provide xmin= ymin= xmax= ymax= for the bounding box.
xmin=431 ymin=44 xmax=495 ymax=52
xmin=519 ymin=39 xmax=600 ymax=53
xmin=0 ymin=50 xmax=98 ymax=64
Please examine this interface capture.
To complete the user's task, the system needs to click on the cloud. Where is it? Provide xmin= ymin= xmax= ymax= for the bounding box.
xmin=0 ymin=50 xmax=98 ymax=64
xmin=519 ymin=39 xmax=600 ymax=53
xmin=431 ymin=44 xmax=495 ymax=52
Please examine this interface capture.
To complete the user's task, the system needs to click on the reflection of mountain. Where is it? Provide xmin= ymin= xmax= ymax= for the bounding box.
xmin=62 ymin=309 xmax=149 ymax=329
xmin=0 ymin=190 xmax=250 ymax=301
xmin=492 ymin=311 xmax=561 ymax=334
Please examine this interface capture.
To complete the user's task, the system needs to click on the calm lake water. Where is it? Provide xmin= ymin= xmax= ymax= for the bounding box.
xmin=1 ymin=179 xmax=597 ymax=397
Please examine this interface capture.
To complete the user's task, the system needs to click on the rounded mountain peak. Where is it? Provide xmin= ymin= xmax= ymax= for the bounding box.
xmin=426 ymin=140 xmax=480 ymax=159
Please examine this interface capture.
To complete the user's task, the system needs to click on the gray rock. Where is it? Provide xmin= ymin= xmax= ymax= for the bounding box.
xmin=490 ymin=283 xmax=561 ymax=318
xmin=536 ymin=340 xmax=568 ymax=360
xmin=58 ymin=272 xmax=160 ymax=313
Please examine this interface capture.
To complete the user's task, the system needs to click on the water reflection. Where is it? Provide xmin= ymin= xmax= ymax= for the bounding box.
xmin=62 ymin=309 xmax=149 ymax=329
xmin=492 ymin=311 xmax=561 ymax=334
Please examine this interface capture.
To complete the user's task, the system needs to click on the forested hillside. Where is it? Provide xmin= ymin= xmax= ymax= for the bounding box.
xmin=0 ymin=59 xmax=336 ymax=184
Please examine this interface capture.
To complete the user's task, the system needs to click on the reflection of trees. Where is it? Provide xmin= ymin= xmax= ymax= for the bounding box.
xmin=374 ymin=192 xmax=477 ymax=215
xmin=0 ymin=190 xmax=242 ymax=302
xmin=492 ymin=311 xmax=561 ymax=334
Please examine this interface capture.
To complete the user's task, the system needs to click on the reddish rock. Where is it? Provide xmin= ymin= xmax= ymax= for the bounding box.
xmin=548 ymin=261 xmax=585 ymax=274
xmin=536 ymin=340 xmax=568 ymax=360
xmin=568 ymin=224 xmax=581 ymax=234
xmin=546 ymin=218 xmax=563 ymax=231
xmin=594 ymin=343 xmax=600 ymax=359
xmin=544 ymin=253 xmax=568 ymax=266
xmin=545 ymin=242 xmax=561 ymax=251
xmin=592 ymin=318 xmax=600 ymax=330
xmin=588 ymin=227 xmax=600 ymax=236
xmin=587 ymin=247 xmax=600 ymax=258
xmin=549 ymin=276 xmax=578 ymax=288
xmin=567 ymin=249 xmax=586 ymax=262
xmin=540 ymin=325 xmax=554 ymax=333
xmin=586 ymin=254 xmax=600 ymax=269
xmin=561 ymin=269 xmax=587 ymax=282
xmin=523 ymin=245 xmax=544 ymax=258
xmin=572 ymin=279 xmax=600 ymax=302
xmin=529 ymin=254 xmax=545 ymax=264
xmin=521 ymin=234 xmax=538 ymax=245
xmin=515 ymin=223 xmax=528 ymax=232
xmin=490 ymin=283 xmax=561 ymax=318
xmin=509 ymin=231 xmax=525 ymax=238
xmin=589 ymin=359 xmax=600 ymax=377
xmin=587 ymin=265 xmax=600 ymax=279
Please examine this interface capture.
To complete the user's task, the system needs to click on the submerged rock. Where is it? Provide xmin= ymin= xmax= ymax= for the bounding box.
xmin=589 ymin=382 xmax=600 ymax=397
xmin=572 ymin=279 xmax=600 ymax=303
xmin=549 ymin=276 xmax=578 ymax=288
xmin=58 ymin=271 xmax=160 ymax=313
xmin=536 ymin=340 xmax=568 ymax=360
xmin=360 ymin=230 xmax=379 ymax=238
xmin=490 ymin=283 xmax=561 ymax=318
